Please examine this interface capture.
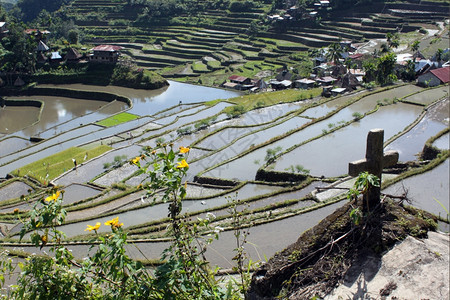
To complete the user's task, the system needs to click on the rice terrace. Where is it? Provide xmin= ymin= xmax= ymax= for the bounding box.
xmin=0 ymin=0 xmax=449 ymax=298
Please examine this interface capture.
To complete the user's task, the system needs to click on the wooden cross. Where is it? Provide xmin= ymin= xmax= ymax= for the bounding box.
xmin=348 ymin=129 xmax=399 ymax=211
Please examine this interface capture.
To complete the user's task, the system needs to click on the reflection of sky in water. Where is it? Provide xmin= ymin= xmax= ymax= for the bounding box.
xmin=127 ymin=81 xmax=241 ymax=115
xmin=56 ymin=102 xmax=67 ymax=118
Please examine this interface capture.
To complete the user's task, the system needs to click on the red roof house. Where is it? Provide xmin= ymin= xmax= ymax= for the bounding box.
xmin=418 ymin=66 xmax=450 ymax=87
xmin=430 ymin=67 xmax=450 ymax=83
xmin=228 ymin=75 xmax=251 ymax=84
xmin=90 ymin=45 xmax=124 ymax=63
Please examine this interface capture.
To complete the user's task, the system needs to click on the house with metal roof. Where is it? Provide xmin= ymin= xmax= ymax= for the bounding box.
xmin=0 ymin=22 xmax=8 ymax=37
xmin=295 ymin=78 xmax=316 ymax=89
xmin=228 ymin=75 xmax=251 ymax=85
xmin=89 ymin=45 xmax=124 ymax=63
xmin=417 ymin=66 xmax=450 ymax=87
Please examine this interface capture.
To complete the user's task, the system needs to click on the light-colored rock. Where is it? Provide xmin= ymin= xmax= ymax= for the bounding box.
xmin=325 ymin=231 xmax=449 ymax=299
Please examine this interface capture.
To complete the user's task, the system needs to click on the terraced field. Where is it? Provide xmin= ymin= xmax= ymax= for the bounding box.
xmin=0 ymin=82 xmax=448 ymax=267
xmin=63 ymin=0 xmax=449 ymax=86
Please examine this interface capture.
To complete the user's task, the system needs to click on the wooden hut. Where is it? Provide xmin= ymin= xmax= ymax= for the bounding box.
xmin=65 ymin=48 xmax=82 ymax=62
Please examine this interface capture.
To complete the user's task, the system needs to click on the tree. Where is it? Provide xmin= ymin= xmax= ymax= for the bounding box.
xmin=0 ymin=22 xmax=37 ymax=74
xmin=401 ymin=59 xmax=416 ymax=81
xmin=386 ymin=32 xmax=399 ymax=49
xmin=411 ymin=40 xmax=420 ymax=62
xmin=376 ymin=52 xmax=397 ymax=85
xmin=379 ymin=43 xmax=390 ymax=54
xmin=411 ymin=40 xmax=420 ymax=53
xmin=435 ymin=48 xmax=443 ymax=62
xmin=362 ymin=61 xmax=377 ymax=83
xmin=68 ymin=29 xmax=79 ymax=45
xmin=326 ymin=43 xmax=343 ymax=65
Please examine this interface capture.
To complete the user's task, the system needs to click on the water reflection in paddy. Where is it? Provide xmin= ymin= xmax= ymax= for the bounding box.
xmin=240 ymin=101 xmax=312 ymax=125
xmin=0 ymin=181 xmax=33 ymax=202
xmin=300 ymin=93 xmax=357 ymax=119
xmin=383 ymin=159 xmax=449 ymax=218
xmin=191 ymin=117 xmax=309 ymax=180
xmin=274 ymin=103 xmax=424 ymax=177
xmin=433 ymin=133 xmax=449 ymax=150
xmin=39 ymin=81 xmax=241 ymax=116
xmin=0 ymin=105 xmax=40 ymax=134
xmin=385 ymin=99 xmax=449 ymax=161
xmin=402 ymin=86 xmax=448 ymax=105
xmin=3 ymin=96 xmax=125 ymax=137
xmin=56 ymin=182 xmax=281 ymax=237
xmin=63 ymin=184 xmax=103 ymax=205
xmin=0 ymin=137 xmax=32 ymax=158
xmin=202 ymin=86 xmax=425 ymax=181
xmin=0 ymin=200 xmax=352 ymax=268
xmin=37 ymin=100 xmax=127 ymax=139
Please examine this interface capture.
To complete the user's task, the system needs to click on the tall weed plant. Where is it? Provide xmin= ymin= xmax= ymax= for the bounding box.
xmin=1 ymin=144 xmax=248 ymax=299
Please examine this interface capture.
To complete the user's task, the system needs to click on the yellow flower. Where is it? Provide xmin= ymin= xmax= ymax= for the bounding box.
xmin=179 ymin=146 xmax=190 ymax=154
xmin=105 ymin=217 xmax=123 ymax=229
xmin=13 ymin=208 xmax=19 ymax=214
xmin=45 ymin=191 xmax=61 ymax=202
xmin=176 ymin=159 xmax=189 ymax=169
xmin=131 ymin=156 xmax=141 ymax=165
xmin=41 ymin=234 xmax=48 ymax=244
xmin=85 ymin=222 xmax=101 ymax=232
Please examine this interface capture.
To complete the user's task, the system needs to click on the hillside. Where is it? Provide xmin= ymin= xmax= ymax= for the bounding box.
xmin=57 ymin=0 xmax=450 ymax=86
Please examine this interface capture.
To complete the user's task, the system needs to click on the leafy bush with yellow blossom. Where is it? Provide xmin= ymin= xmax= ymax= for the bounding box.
xmin=1 ymin=144 xmax=246 ymax=299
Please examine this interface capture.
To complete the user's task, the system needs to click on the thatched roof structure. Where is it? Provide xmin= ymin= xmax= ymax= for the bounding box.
xmin=331 ymin=65 xmax=347 ymax=77
xmin=336 ymin=72 xmax=359 ymax=91
xmin=65 ymin=48 xmax=82 ymax=61
xmin=37 ymin=52 xmax=47 ymax=63
xmin=36 ymin=40 xmax=49 ymax=52
xmin=14 ymin=77 xmax=25 ymax=86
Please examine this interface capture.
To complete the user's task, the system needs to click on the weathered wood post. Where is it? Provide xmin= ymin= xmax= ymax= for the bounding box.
xmin=349 ymin=129 xmax=399 ymax=211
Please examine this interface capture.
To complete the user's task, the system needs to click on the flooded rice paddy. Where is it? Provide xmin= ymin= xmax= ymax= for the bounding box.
xmin=0 ymin=82 xmax=448 ymax=267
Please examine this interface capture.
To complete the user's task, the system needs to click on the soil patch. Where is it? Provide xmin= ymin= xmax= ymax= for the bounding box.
xmin=247 ymin=199 xmax=438 ymax=299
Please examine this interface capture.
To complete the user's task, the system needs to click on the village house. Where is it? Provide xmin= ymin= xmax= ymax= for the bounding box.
xmin=415 ymin=59 xmax=440 ymax=76
xmin=25 ymin=29 xmax=50 ymax=42
xmin=222 ymin=82 xmax=240 ymax=90
xmin=269 ymin=79 xmax=292 ymax=90
xmin=65 ymin=48 xmax=83 ymax=63
xmin=36 ymin=52 xmax=48 ymax=64
xmin=89 ymin=45 xmax=123 ymax=63
xmin=295 ymin=78 xmax=316 ymax=89
xmin=275 ymin=69 xmax=293 ymax=81
xmin=316 ymin=76 xmax=336 ymax=86
xmin=348 ymin=69 xmax=366 ymax=83
xmin=36 ymin=40 xmax=49 ymax=52
xmin=224 ymin=75 xmax=254 ymax=90
xmin=331 ymin=87 xmax=346 ymax=96
xmin=50 ymin=51 xmax=63 ymax=63
xmin=228 ymin=75 xmax=251 ymax=85
xmin=417 ymin=66 xmax=450 ymax=87
xmin=0 ymin=22 xmax=8 ymax=37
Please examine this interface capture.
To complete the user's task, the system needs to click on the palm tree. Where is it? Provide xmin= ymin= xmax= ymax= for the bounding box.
xmin=411 ymin=41 xmax=420 ymax=62
xmin=380 ymin=43 xmax=390 ymax=54
xmin=411 ymin=41 xmax=420 ymax=53
xmin=386 ymin=32 xmax=399 ymax=49
xmin=326 ymin=43 xmax=343 ymax=65
xmin=435 ymin=48 xmax=444 ymax=62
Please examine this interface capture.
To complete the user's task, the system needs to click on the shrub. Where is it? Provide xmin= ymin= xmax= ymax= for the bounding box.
xmin=229 ymin=0 xmax=256 ymax=12
xmin=226 ymin=105 xmax=245 ymax=118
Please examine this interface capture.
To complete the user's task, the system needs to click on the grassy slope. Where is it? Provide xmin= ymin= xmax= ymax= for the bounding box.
xmin=96 ymin=112 xmax=139 ymax=127
xmin=11 ymin=145 xmax=112 ymax=184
